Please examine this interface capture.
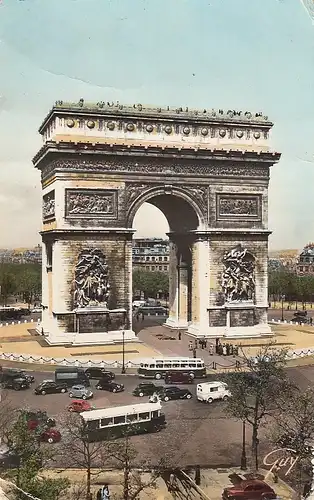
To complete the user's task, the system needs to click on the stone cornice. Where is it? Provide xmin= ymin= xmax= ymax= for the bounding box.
xmin=39 ymin=100 xmax=273 ymax=133
xmin=41 ymin=228 xmax=135 ymax=236
xmin=33 ymin=141 xmax=281 ymax=167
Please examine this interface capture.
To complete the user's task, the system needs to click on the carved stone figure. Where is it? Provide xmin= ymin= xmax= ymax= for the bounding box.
xmin=73 ymin=248 xmax=110 ymax=309
xmin=66 ymin=190 xmax=116 ymax=216
xmin=219 ymin=196 xmax=259 ymax=217
xmin=42 ymin=191 xmax=55 ymax=219
xmin=221 ymin=244 xmax=255 ymax=302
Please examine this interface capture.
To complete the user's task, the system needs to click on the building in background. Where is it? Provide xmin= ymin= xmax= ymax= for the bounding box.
xmin=132 ymin=238 xmax=169 ymax=273
xmin=0 ymin=245 xmax=42 ymax=264
xmin=296 ymin=243 xmax=314 ymax=275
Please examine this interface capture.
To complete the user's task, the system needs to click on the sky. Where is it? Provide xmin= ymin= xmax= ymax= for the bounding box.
xmin=0 ymin=0 xmax=313 ymax=250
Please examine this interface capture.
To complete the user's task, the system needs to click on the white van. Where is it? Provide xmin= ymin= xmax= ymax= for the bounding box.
xmin=196 ymin=381 xmax=231 ymax=403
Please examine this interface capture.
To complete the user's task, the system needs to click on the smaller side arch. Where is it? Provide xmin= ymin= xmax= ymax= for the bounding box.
xmin=126 ymin=186 xmax=206 ymax=231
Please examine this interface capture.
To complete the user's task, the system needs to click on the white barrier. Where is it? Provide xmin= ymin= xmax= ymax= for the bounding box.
xmin=0 ymin=320 xmax=40 ymax=328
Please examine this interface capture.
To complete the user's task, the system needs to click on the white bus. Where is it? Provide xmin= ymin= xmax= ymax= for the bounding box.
xmin=137 ymin=357 xmax=206 ymax=380
xmin=80 ymin=402 xmax=166 ymax=441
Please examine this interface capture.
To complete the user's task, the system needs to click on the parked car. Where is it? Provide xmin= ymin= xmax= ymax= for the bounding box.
xmin=152 ymin=387 xmax=192 ymax=402
xmin=84 ymin=368 xmax=115 ymax=380
xmin=40 ymin=428 xmax=61 ymax=444
xmin=69 ymin=385 xmax=93 ymax=400
xmin=23 ymin=410 xmax=56 ymax=429
xmin=0 ymin=372 xmax=30 ymax=391
xmin=165 ymin=372 xmax=194 ymax=384
xmin=133 ymin=383 xmax=161 ymax=397
xmin=96 ymin=380 xmax=124 ymax=393
xmin=0 ymin=445 xmax=20 ymax=469
xmin=68 ymin=400 xmax=94 ymax=413
xmin=222 ymin=480 xmax=276 ymax=500
xmin=34 ymin=380 xmax=68 ymax=395
xmin=1 ymin=368 xmax=35 ymax=384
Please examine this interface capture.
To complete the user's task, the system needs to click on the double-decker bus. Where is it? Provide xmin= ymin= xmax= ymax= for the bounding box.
xmin=80 ymin=402 xmax=166 ymax=442
xmin=137 ymin=357 xmax=207 ymax=380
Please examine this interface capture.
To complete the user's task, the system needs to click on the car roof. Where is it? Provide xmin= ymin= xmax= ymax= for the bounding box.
xmin=71 ymin=400 xmax=87 ymax=404
xmin=72 ymin=385 xmax=86 ymax=389
xmin=240 ymin=480 xmax=269 ymax=488
xmin=42 ymin=379 xmax=54 ymax=383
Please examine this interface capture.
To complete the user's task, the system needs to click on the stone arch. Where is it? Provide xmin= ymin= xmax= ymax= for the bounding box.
xmin=126 ymin=185 xmax=206 ymax=232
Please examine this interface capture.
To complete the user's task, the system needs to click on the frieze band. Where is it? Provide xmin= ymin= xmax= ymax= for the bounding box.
xmin=217 ymin=194 xmax=261 ymax=219
xmin=41 ymin=158 xmax=270 ymax=184
xmin=65 ymin=189 xmax=118 ymax=219
xmin=42 ymin=190 xmax=55 ymax=220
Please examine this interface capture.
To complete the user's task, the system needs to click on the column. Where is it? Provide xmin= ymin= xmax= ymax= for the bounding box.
xmin=188 ymin=236 xmax=210 ymax=337
xmin=165 ymin=240 xmax=180 ymax=328
xmin=177 ymin=263 xmax=189 ymax=328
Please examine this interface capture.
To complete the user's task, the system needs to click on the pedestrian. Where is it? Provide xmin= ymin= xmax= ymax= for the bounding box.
xmin=230 ymin=343 xmax=234 ymax=356
xmin=178 ymin=331 xmax=182 ymax=340
xmin=222 ymin=344 xmax=227 ymax=356
xmin=96 ymin=489 xmax=102 ymax=500
xmin=201 ymin=340 xmax=204 ymax=350
xmin=310 ymin=317 xmax=313 ymax=326
xmin=303 ymin=480 xmax=311 ymax=499
xmin=215 ymin=338 xmax=220 ymax=354
xmin=209 ymin=344 xmax=214 ymax=355
xmin=226 ymin=343 xmax=230 ymax=356
xmin=204 ymin=339 xmax=207 ymax=348
xmin=141 ymin=312 xmax=144 ymax=321
xmin=100 ymin=484 xmax=110 ymax=500
xmin=189 ymin=340 xmax=193 ymax=351
xmin=193 ymin=348 xmax=197 ymax=358
xmin=233 ymin=344 xmax=239 ymax=356
xmin=136 ymin=313 xmax=139 ymax=321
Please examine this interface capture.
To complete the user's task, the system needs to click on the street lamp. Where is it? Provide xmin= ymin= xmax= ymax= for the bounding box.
xmin=281 ymin=294 xmax=286 ymax=322
xmin=241 ymin=420 xmax=247 ymax=470
xmin=121 ymin=330 xmax=126 ymax=374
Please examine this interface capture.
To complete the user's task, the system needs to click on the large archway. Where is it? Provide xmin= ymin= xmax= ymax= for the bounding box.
xmin=34 ymin=101 xmax=280 ymax=345
xmin=131 ymin=191 xmax=202 ymax=329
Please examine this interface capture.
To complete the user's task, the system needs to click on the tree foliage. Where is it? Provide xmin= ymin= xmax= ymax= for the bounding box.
xmin=268 ymin=269 xmax=314 ymax=305
xmin=132 ymin=270 xmax=168 ymax=298
xmin=0 ymin=264 xmax=41 ymax=306
xmin=5 ymin=410 xmax=69 ymax=500
xmin=222 ymin=344 xmax=293 ymax=470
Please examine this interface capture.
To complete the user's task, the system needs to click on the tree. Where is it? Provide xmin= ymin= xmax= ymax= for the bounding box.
xmin=132 ymin=270 xmax=168 ymax=298
xmin=5 ymin=410 xmax=69 ymax=500
xmin=59 ymin=412 xmax=116 ymax=500
xmin=0 ymin=266 xmax=17 ymax=306
xmin=17 ymin=266 xmax=41 ymax=308
xmin=271 ymin=387 xmax=314 ymax=494
xmin=111 ymin=434 xmax=167 ymax=500
xmin=222 ymin=343 xmax=293 ymax=470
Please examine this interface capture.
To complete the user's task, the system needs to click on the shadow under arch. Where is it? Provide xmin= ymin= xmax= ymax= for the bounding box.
xmin=126 ymin=186 xmax=205 ymax=232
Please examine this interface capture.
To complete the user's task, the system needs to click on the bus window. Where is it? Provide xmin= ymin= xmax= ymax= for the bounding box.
xmin=144 ymin=364 xmax=148 ymax=368
xmin=173 ymin=363 xmax=180 ymax=368
xmin=152 ymin=410 xmax=159 ymax=418
xmin=197 ymin=363 xmax=203 ymax=368
xmin=156 ymin=363 xmax=163 ymax=368
xmin=164 ymin=363 xmax=171 ymax=368
xmin=149 ymin=364 xmax=155 ymax=368
xmin=180 ymin=363 xmax=188 ymax=368
xmin=188 ymin=363 xmax=196 ymax=368
xmin=101 ymin=417 xmax=113 ymax=427
xmin=138 ymin=412 xmax=150 ymax=421
xmin=114 ymin=415 xmax=126 ymax=425
xmin=126 ymin=414 xmax=138 ymax=423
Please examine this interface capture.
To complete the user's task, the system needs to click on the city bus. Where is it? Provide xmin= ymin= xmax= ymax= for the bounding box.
xmin=137 ymin=357 xmax=207 ymax=380
xmin=80 ymin=402 xmax=166 ymax=442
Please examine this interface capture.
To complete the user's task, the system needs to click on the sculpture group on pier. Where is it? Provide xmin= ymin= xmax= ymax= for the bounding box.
xmin=73 ymin=248 xmax=110 ymax=309
xmin=221 ymin=244 xmax=255 ymax=302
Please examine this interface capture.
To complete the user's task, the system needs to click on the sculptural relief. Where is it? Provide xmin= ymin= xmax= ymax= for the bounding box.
xmin=42 ymin=191 xmax=55 ymax=220
xmin=73 ymin=248 xmax=110 ymax=309
xmin=221 ymin=244 xmax=255 ymax=302
xmin=65 ymin=189 xmax=117 ymax=218
xmin=218 ymin=195 xmax=260 ymax=218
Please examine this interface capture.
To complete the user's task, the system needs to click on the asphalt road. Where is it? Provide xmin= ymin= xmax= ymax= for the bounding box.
xmin=3 ymin=371 xmax=245 ymax=468
xmin=4 ymin=364 xmax=314 ymax=469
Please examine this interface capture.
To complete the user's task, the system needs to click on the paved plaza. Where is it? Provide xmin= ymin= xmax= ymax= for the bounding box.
xmin=1 ymin=315 xmax=314 ymax=367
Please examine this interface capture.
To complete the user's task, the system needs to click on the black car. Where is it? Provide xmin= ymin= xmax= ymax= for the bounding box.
xmin=0 ymin=372 xmax=30 ymax=391
xmin=96 ymin=380 xmax=124 ymax=393
xmin=133 ymin=383 xmax=161 ymax=397
xmin=157 ymin=386 xmax=192 ymax=402
xmin=34 ymin=380 xmax=68 ymax=395
xmin=2 ymin=368 xmax=35 ymax=384
xmin=85 ymin=368 xmax=115 ymax=380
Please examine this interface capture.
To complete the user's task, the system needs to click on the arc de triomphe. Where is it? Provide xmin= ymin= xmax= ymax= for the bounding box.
xmin=33 ymin=101 xmax=280 ymax=345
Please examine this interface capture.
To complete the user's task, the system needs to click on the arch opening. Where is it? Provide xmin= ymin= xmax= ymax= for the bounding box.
xmin=131 ymin=192 xmax=199 ymax=328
